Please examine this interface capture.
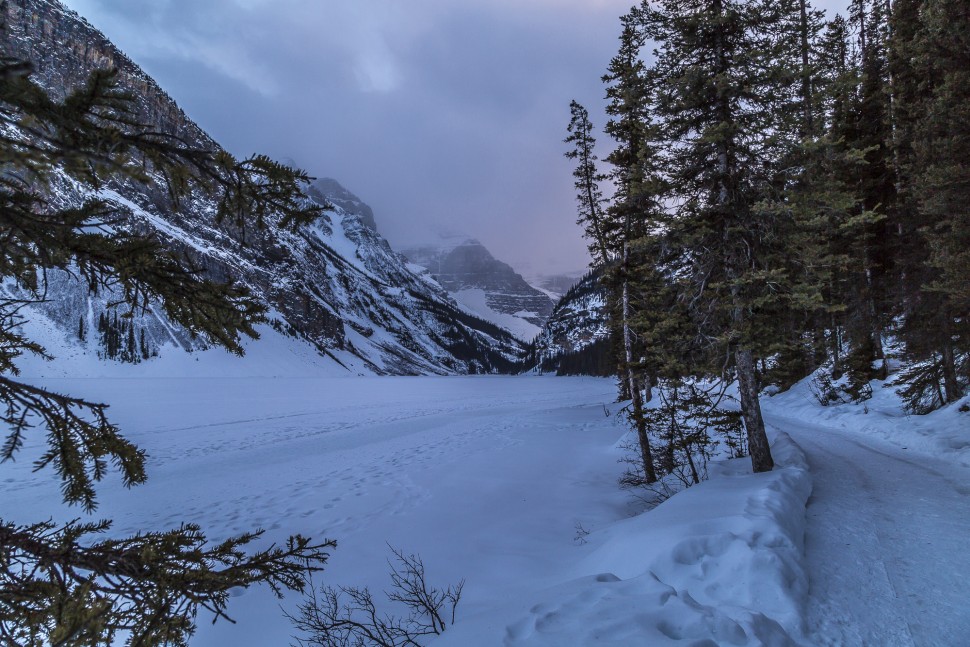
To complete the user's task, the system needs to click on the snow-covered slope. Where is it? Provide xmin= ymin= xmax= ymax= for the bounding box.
xmin=5 ymin=0 xmax=525 ymax=376
xmin=528 ymin=270 xmax=612 ymax=375
xmin=529 ymin=271 xmax=588 ymax=300
xmin=402 ymin=234 xmax=555 ymax=341
xmin=307 ymin=178 xmax=379 ymax=232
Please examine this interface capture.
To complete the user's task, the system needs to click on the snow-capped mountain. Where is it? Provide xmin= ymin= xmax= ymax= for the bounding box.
xmin=530 ymin=272 xmax=588 ymax=300
xmin=307 ymin=178 xmax=379 ymax=233
xmin=5 ymin=0 xmax=525 ymax=375
xmin=528 ymin=270 xmax=612 ymax=375
xmin=401 ymin=234 xmax=555 ymax=342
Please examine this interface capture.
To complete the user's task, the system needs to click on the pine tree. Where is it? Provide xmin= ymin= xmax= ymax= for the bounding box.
xmin=125 ymin=319 xmax=137 ymax=363
xmin=637 ymin=0 xmax=808 ymax=473
xmin=757 ymin=0 xmax=833 ymax=390
xmin=900 ymin=0 xmax=970 ymax=404
xmin=0 ymin=50 xmax=333 ymax=643
xmin=602 ymin=11 xmax=660 ymax=482
xmin=842 ymin=0 xmax=895 ymax=387
xmin=565 ymin=95 xmax=658 ymax=483
xmin=565 ymin=101 xmax=611 ymax=268
xmin=578 ymin=0 xmax=966 ymax=424
xmin=139 ymin=328 xmax=150 ymax=361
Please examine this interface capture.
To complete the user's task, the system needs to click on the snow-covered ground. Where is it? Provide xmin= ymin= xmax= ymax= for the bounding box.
xmin=2 ymin=375 xmax=810 ymax=645
xmin=763 ymin=380 xmax=970 ymax=646
xmin=3 ymin=371 xmax=968 ymax=645
xmin=3 ymin=376 xmax=622 ymax=644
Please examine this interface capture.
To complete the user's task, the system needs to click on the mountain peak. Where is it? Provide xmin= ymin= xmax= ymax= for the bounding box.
xmin=400 ymin=238 xmax=555 ymax=341
xmin=307 ymin=178 xmax=379 ymax=232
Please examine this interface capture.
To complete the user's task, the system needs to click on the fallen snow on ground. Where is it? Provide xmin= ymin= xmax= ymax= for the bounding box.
xmin=2 ymin=375 xmax=812 ymax=646
xmin=439 ymin=432 xmax=812 ymax=646
xmin=11 ymin=305 xmax=368 ymax=379
xmin=762 ymin=379 xmax=970 ymax=646
xmin=767 ymin=374 xmax=970 ymax=467
xmin=7 ymin=366 xmax=967 ymax=645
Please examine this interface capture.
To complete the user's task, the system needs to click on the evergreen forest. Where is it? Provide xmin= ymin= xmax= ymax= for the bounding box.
xmin=566 ymin=0 xmax=969 ymax=484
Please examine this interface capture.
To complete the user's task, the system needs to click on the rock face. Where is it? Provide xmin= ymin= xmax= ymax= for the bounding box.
xmin=5 ymin=0 xmax=525 ymax=375
xmin=527 ymin=270 xmax=614 ymax=376
xmin=5 ymin=0 xmax=210 ymax=147
xmin=308 ymin=179 xmax=379 ymax=232
xmin=402 ymin=237 xmax=555 ymax=341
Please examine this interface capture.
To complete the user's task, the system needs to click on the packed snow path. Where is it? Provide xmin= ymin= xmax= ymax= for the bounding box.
xmin=766 ymin=413 xmax=970 ymax=646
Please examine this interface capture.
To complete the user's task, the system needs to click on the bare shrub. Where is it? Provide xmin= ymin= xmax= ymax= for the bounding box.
xmin=289 ymin=547 xmax=463 ymax=647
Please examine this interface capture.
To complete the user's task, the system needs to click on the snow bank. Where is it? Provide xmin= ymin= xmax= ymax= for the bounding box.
xmin=438 ymin=434 xmax=812 ymax=646
xmin=766 ymin=376 xmax=970 ymax=468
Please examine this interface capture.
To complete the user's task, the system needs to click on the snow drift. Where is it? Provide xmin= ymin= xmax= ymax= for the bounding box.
xmin=438 ymin=433 xmax=813 ymax=646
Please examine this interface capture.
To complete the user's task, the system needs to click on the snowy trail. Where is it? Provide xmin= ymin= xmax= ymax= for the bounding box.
xmin=766 ymin=413 xmax=970 ymax=646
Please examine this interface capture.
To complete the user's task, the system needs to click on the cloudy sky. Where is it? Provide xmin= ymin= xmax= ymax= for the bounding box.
xmin=60 ymin=0 xmax=648 ymax=279
xmin=61 ymin=0 xmax=846 ymax=280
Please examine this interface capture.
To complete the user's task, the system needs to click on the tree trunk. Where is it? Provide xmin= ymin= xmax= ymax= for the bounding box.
xmin=864 ymin=266 xmax=889 ymax=379
xmin=583 ymin=160 xmax=611 ymax=268
xmin=940 ymin=316 xmax=960 ymax=404
xmin=629 ymin=374 xmax=656 ymax=483
xmin=830 ymin=315 xmax=843 ymax=379
xmin=622 ymin=243 xmax=656 ymax=483
xmin=736 ymin=348 xmax=774 ymax=473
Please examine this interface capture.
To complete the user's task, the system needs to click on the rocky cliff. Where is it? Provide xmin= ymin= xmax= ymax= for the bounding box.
xmin=4 ymin=0 xmax=525 ymax=375
xmin=526 ymin=270 xmax=613 ymax=376
xmin=308 ymin=179 xmax=379 ymax=232
xmin=402 ymin=236 xmax=555 ymax=341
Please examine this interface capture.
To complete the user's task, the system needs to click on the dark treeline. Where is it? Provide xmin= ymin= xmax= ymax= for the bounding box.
xmin=534 ymin=338 xmax=614 ymax=377
xmin=93 ymin=312 xmax=157 ymax=363
xmin=567 ymin=0 xmax=968 ymax=484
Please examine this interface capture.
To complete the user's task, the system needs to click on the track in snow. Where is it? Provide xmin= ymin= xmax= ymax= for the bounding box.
xmin=3 ymin=376 xmax=629 ymax=647
xmin=767 ymin=414 xmax=970 ymax=646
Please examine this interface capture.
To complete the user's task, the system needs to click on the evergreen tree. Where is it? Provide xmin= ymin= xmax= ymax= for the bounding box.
xmin=125 ymin=319 xmax=136 ymax=363
xmin=842 ymin=0 xmax=895 ymax=386
xmin=577 ymin=0 xmax=968 ymax=429
xmin=756 ymin=0 xmax=833 ymax=390
xmin=565 ymin=101 xmax=611 ymax=268
xmin=601 ymin=11 xmax=661 ymax=482
xmin=139 ymin=328 xmax=150 ymax=361
xmin=898 ymin=0 xmax=970 ymax=405
xmin=565 ymin=95 xmax=659 ymax=483
xmin=637 ymin=0 xmax=808 ymax=473
xmin=0 ymin=49 xmax=333 ymax=643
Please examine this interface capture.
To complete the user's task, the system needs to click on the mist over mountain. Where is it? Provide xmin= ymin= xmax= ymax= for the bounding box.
xmin=307 ymin=178 xmax=379 ymax=232
xmin=401 ymin=234 xmax=556 ymax=342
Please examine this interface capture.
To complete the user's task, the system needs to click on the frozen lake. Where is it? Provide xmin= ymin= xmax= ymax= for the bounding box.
xmin=3 ymin=375 xmax=630 ymax=645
